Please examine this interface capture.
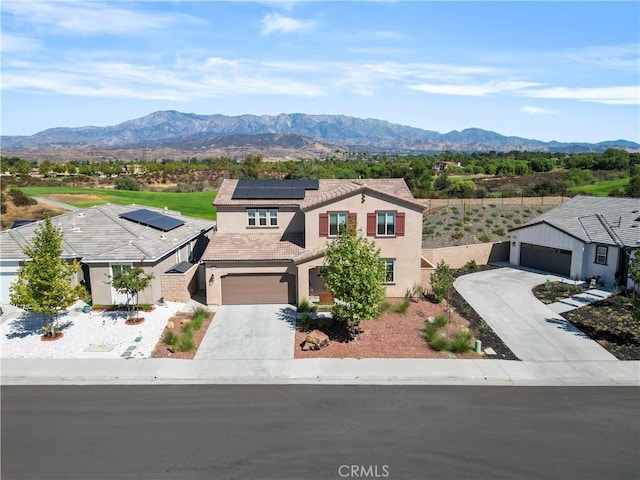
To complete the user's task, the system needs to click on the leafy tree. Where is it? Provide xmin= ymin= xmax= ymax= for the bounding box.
xmin=9 ymin=217 xmax=80 ymax=337
xmin=323 ymin=221 xmax=385 ymax=334
xmin=115 ymin=177 xmax=141 ymax=191
xmin=241 ymin=154 xmax=263 ymax=179
xmin=110 ymin=266 xmax=155 ymax=322
xmin=430 ymin=260 xmax=454 ymax=304
xmin=625 ymin=168 xmax=640 ymax=198
xmin=434 ymin=173 xmax=451 ymax=191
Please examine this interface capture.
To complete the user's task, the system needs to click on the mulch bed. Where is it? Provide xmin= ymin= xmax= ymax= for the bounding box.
xmin=295 ymin=299 xmax=486 ymax=359
xmin=531 ymin=281 xmax=587 ymax=304
xmin=451 ymin=264 xmax=519 ymax=360
xmin=150 ymin=312 xmax=214 ymax=360
xmin=563 ymin=295 xmax=640 ymax=361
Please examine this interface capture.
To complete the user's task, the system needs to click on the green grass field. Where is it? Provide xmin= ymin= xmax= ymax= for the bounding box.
xmin=19 ymin=187 xmax=217 ymax=220
xmin=569 ymin=178 xmax=630 ymax=197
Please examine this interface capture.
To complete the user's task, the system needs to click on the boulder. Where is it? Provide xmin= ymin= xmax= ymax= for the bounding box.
xmin=167 ymin=321 xmax=175 ymax=329
xmin=301 ymin=341 xmax=319 ymax=351
xmin=305 ymin=329 xmax=330 ymax=349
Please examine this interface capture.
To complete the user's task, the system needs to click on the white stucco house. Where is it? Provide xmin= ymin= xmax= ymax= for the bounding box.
xmin=509 ymin=195 xmax=639 ymax=289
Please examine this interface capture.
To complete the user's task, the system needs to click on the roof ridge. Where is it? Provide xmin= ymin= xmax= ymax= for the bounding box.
xmin=595 ymin=213 xmax=624 ymax=247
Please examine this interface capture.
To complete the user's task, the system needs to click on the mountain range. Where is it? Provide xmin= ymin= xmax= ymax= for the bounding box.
xmin=2 ymin=111 xmax=638 ymax=158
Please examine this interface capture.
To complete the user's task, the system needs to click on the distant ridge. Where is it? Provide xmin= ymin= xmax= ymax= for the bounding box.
xmin=2 ymin=110 xmax=638 ymax=154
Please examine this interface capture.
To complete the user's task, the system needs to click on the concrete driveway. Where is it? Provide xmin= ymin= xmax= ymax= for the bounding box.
xmin=195 ymin=304 xmax=296 ymax=360
xmin=454 ymin=267 xmax=617 ymax=362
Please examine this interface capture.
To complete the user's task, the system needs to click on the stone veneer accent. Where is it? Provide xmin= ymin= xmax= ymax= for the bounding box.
xmin=160 ymin=263 xmax=200 ymax=303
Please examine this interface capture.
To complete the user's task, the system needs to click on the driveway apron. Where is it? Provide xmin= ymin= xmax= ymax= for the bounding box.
xmin=454 ymin=267 xmax=617 ymax=362
xmin=195 ymin=304 xmax=296 ymax=360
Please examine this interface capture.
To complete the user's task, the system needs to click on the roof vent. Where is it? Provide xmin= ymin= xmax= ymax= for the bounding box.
xmin=160 ymin=234 xmax=166 ymax=240
xmin=77 ymin=212 xmax=85 ymax=218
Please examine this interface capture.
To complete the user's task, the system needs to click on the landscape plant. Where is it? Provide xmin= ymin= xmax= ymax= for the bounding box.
xmin=323 ymin=220 xmax=386 ymax=334
xmin=109 ymin=265 xmax=154 ymax=323
xmin=9 ymin=217 xmax=80 ymax=338
xmin=430 ymin=261 xmax=454 ymax=303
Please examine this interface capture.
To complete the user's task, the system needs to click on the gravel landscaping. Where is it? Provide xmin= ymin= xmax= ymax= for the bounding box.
xmin=1 ymin=301 xmax=184 ymax=359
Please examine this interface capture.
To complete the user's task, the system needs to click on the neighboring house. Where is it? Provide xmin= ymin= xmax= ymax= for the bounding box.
xmin=0 ymin=204 xmax=215 ymax=306
xmin=202 ymin=178 xmax=425 ymax=305
xmin=509 ymin=196 xmax=639 ymax=288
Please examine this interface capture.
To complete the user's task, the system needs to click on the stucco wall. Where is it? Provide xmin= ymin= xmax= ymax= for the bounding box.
xmin=581 ymin=243 xmax=620 ymax=286
xmin=422 ymin=242 xmax=509 ymax=270
xmin=304 ymin=190 xmax=424 ymax=297
xmin=509 ymin=223 xmax=585 ymax=279
xmin=215 ymin=206 xmax=303 ymax=234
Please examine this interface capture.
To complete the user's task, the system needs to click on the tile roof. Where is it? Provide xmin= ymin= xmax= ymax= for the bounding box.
xmin=201 ymin=232 xmax=305 ymax=262
xmin=511 ymin=195 xmax=640 ymax=247
xmin=214 ymin=178 xmax=425 ymax=211
xmin=0 ymin=204 xmax=216 ymax=262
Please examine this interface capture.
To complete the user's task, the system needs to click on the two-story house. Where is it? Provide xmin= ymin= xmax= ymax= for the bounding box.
xmin=202 ymin=178 xmax=425 ymax=305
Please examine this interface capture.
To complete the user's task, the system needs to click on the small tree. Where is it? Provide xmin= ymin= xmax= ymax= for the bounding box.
xmin=323 ymin=221 xmax=386 ymax=334
xmin=10 ymin=217 xmax=80 ymax=337
xmin=430 ymin=260 xmax=454 ymax=304
xmin=110 ymin=266 xmax=155 ymax=322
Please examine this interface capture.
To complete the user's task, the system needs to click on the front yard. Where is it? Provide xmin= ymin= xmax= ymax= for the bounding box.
xmin=294 ymin=296 xmax=517 ymax=360
xmin=532 ymin=281 xmax=640 ymax=360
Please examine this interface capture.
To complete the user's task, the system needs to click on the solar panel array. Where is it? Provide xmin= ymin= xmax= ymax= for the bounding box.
xmin=120 ymin=208 xmax=185 ymax=232
xmin=232 ymin=179 xmax=319 ymax=200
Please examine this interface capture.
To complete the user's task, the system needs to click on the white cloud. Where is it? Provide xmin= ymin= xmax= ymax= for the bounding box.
xmin=563 ymin=44 xmax=640 ymax=70
xmin=261 ymin=12 xmax=316 ymax=35
xmin=521 ymin=106 xmax=557 ymax=115
xmin=2 ymin=1 xmax=199 ymax=35
xmin=410 ymin=81 xmax=541 ymax=96
xmin=525 ymin=86 xmax=639 ymax=105
xmin=1 ymin=33 xmax=41 ymax=53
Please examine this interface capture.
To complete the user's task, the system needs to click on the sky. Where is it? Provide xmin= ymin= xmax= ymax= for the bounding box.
xmin=1 ymin=1 xmax=639 ymax=143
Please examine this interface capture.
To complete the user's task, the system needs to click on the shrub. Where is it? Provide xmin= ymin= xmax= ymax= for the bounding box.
xmin=391 ymin=298 xmax=410 ymax=314
xmin=433 ymin=314 xmax=447 ymax=329
xmin=462 ymin=259 xmax=479 ymax=273
xmin=430 ymin=335 xmax=449 ymax=351
xmin=449 ymin=330 xmax=473 ymax=353
xmin=451 ymin=232 xmax=463 ymax=240
xmin=164 ymin=330 xmax=178 ymax=346
xmin=177 ymin=331 xmax=195 ymax=352
xmin=423 ymin=225 xmax=435 ymax=235
xmin=492 ymin=228 xmax=506 ymax=236
xmin=423 ymin=322 xmax=439 ymax=342
xmin=115 ymin=177 xmax=141 ymax=191
xmin=478 ymin=234 xmax=491 ymax=243
xmin=190 ymin=313 xmax=205 ymax=331
xmin=514 ymin=219 xmax=522 ymax=224
xmin=9 ymin=189 xmax=37 ymax=206
xmin=430 ymin=261 xmax=454 ymax=303
xmin=297 ymin=312 xmax=313 ymax=331
xmin=298 ymin=297 xmax=311 ymax=313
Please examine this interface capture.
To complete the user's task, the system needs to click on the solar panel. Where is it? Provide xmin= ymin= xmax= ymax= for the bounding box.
xmin=232 ymin=179 xmax=320 ymax=199
xmin=120 ymin=208 xmax=185 ymax=232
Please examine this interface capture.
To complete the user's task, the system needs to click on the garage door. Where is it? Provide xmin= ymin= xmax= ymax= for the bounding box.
xmin=221 ymin=274 xmax=296 ymax=305
xmin=520 ymin=243 xmax=571 ymax=276
xmin=1 ymin=273 xmax=17 ymax=305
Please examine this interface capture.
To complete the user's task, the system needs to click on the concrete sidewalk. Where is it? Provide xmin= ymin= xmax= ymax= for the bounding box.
xmin=2 ymin=358 xmax=638 ymax=386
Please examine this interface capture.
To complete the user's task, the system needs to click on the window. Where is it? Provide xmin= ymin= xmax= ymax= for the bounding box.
xmin=247 ymin=208 xmax=278 ymax=227
xmin=595 ymin=245 xmax=608 ymax=265
xmin=377 ymin=212 xmax=396 ymax=236
xmin=112 ymin=264 xmax=131 ymax=281
xmin=383 ymin=259 xmax=395 ymax=283
xmin=329 ymin=212 xmax=348 ymax=236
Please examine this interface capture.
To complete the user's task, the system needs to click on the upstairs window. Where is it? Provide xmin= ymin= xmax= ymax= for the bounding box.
xmin=329 ymin=212 xmax=348 ymax=237
xmin=377 ymin=212 xmax=396 ymax=236
xmin=247 ymin=208 xmax=277 ymax=227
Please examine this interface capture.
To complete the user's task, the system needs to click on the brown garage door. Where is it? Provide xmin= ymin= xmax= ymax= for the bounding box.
xmin=221 ymin=274 xmax=296 ymax=305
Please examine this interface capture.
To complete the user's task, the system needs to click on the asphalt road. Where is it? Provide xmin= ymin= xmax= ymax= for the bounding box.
xmin=2 ymin=386 xmax=639 ymax=480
